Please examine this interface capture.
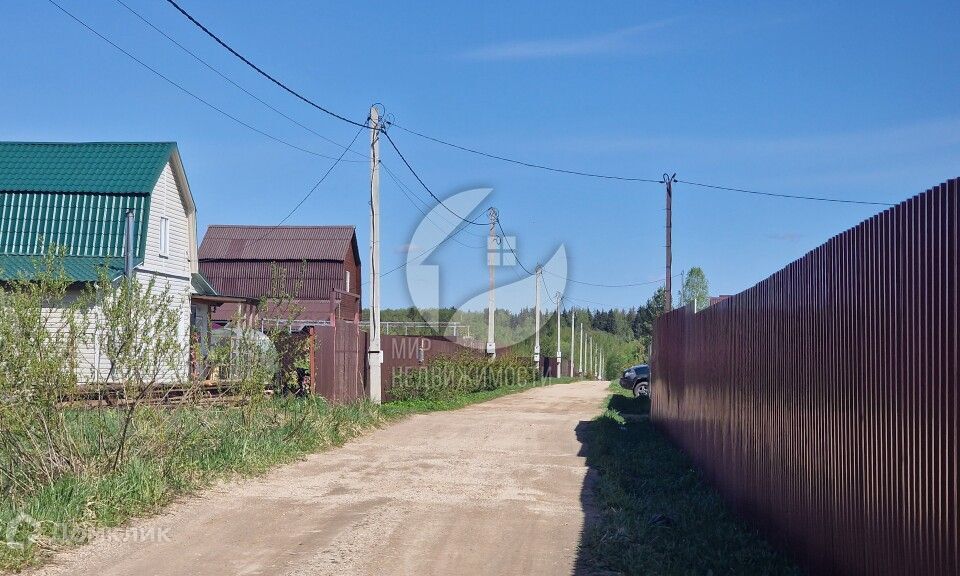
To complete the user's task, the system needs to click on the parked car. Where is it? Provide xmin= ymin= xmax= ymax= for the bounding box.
xmin=619 ymin=364 xmax=650 ymax=397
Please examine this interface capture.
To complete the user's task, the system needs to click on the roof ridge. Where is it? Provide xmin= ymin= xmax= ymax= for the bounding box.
xmin=205 ymin=224 xmax=355 ymax=229
xmin=0 ymin=141 xmax=177 ymax=146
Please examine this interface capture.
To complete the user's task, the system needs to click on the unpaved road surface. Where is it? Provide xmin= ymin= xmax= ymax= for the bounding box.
xmin=33 ymin=381 xmax=608 ymax=576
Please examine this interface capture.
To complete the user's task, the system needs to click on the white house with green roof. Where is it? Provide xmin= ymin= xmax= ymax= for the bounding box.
xmin=0 ymin=141 xmax=202 ymax=382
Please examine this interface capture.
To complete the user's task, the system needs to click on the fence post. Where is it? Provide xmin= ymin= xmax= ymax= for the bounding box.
xmin=308 ymin=326 xmax=316 ymax=394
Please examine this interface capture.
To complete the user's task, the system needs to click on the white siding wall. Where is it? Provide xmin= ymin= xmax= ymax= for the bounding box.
xmin=142 ymin=163 xmax=193 ymax=279
xmin=134 ymin=161 xmax=193 ymax=380
xmin=30 ymin=163 xmax=197 ymax=385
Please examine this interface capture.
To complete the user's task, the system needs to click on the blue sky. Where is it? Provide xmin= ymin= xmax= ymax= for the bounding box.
xmin=2 ymin=0 xmax=958 ymax=310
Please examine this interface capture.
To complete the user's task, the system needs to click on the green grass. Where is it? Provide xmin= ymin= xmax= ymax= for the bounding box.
xmin=381 ymin=376 xmax=574 ymax=418
xmin=577 ymin=382 xmax=800 ymax=575
xmin=0 ymin=377 xmax=571 ymax=573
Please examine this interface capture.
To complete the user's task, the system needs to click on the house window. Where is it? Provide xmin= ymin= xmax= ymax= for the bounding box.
xmin=345 ymin=270 xmax=351 ymax=292
xmin=159 ymin=217 xmax=170 ymax=257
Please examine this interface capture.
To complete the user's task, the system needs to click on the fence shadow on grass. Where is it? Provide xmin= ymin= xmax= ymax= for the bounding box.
xmin=571 ymin=389 xmax=799 ymax=576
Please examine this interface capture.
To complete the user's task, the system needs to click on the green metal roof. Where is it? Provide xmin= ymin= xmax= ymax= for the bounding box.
xmin=191 ymin=272 xmax=218 ymax=296
xmin=0 ymin=142 xmax=177 ymax=282
xmin=0 ymin=255 xmax=125 ymax=283
xmin=0 ymin=142 xmax=176 ymax=194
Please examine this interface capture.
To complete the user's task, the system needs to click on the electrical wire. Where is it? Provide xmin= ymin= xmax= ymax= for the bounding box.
xmin=115 ymin=0 xmax=366 ymax=161
xmin=161 ymin=0 xmax=654 ymax=184
xmin=497 ymin=216 xmax=680 ymax=289
xmin=543 ymin=268 xmax=681 ymax=288
xmin=495 ymin=220 xmax=535 ymax=276
xmin=379 ymin=161 xmax=489 ymax=239
xmin=46 ymin=0 xmax=365 ymax=164
xmin=392 ymin=123 xmax=664 ymax=183
xmin=247 ymin=124 xmax=366 ymax=246
xmin=381 ymin=129 xmax=488 ymax=226
xmin=164 ymin=0 xmax=367 ymax=129
xmin=159 ymin=1 xmax=896 ymax=207
xmin=676 ymin=179 xmax=895 ymax=206
xmin=361 ymin=218 xmax=480 ymax=285
xmin=380 ymin=162 xmax=488 ymax=249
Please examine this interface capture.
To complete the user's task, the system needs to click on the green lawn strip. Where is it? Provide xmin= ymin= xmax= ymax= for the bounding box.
xmin=381 ymin=376 xmax=574 ymax=419
xmin=578 ymin=382 xmax=800 ymax=575
xmin=0 ymin=377 xmax=572 ymax=573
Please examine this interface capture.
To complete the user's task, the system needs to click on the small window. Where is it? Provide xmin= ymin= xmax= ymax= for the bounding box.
xmin=345 ymin=270 xmax=351 ymax=292
xmin=159 ymin=217 xmax=170 ymax=257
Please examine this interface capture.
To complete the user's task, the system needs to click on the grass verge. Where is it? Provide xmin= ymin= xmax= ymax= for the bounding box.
xmin=577 ymin=382 xmax=800 ymax=575
xmin=0 ymin=376 xmax=573 ymax=573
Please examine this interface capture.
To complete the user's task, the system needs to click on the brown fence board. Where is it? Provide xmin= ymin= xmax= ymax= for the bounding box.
xmin=652 ymin=178 xmax=959 ymax=575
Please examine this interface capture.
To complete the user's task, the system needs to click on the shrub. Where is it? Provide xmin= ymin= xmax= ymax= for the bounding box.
xmin=389 ymin=354 xmax=537 ymax=401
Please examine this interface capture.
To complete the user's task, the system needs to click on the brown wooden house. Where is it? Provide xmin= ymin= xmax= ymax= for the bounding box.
xmin=198 ymin=225 xmax=361 ymax=328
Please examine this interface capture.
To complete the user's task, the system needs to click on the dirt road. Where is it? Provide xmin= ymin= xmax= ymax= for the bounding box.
xmin=33 ymin=381 xmax=608 ymax=576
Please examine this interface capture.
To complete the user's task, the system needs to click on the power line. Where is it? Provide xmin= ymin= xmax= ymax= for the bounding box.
xmin=164 ymin=0 xmax=367 ymax=129
xmin=362 ymin=218 xmax=480 ymax=285
xmin=156 ymin=1 xmax=663 ymax=187
xmin=676 ymin=179 xmax=895 ymax=206
xmin=497 ymin=216 xmax=678 ymax=289
xmin=115 ymin=0 xmax=366 ymax=160
xmin=247 ymin=124 xmax=366 ymax=247
xmin=381 ymin=129 xmax=488 ymax=226
xmin=379 ymin=161 xmax=488 ymax=239
xmin=380 ymin=162 xmax=488 ymax=249
xmin=159 ymin=1 xmax=895 ymax=207
xmin=392 ymin=123 xmax=664 ymax=183
xmin=562 ymin=294 xmax=621 ymax=309
xmin=495 ymin=220 xmax=535 ymax=276
xmin=46 ymin=0 xmax=365 ymax=164
xmin=543 ymin=268 xmax=679 ymax=288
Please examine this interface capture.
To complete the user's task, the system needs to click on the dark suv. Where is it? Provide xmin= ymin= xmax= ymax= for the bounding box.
xmin=619 ymin=364 xmax=650 ymax=397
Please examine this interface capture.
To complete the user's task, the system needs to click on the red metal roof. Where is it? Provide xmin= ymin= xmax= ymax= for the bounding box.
xmin=198 ymin=225 xmax=356 ymax=261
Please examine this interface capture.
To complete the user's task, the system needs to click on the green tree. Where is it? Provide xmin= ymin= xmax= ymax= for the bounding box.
xmin=678 ymin=267 xmax=710 ymax=312
xmin=633 ymin=286 xmax=666 ymax=340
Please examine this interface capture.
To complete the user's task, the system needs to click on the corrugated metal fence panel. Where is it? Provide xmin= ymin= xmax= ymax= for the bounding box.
xmin=651 ymin=178 xmax=958 ymax=575
xmin=310 ymin=322 xmax=367 ymax=404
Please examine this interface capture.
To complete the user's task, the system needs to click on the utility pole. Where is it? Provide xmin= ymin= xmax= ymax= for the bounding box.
xmin=486 ymin=207 xmax=498 ymax=358
xmin=588 ymin=336 xmax=593 ymax=377
xmin=534 ymin=265 xmax=542 ymax=373
xmin=368 ymin=106 xmax=382 ymax=404
xmin=579 ymin=322 xmax=584 ymax=377
xmin=569 ymin=311 xmax=575 ymax=377
xmin=664 ymin=173 xmax=676 ymax=312
xmin=555 ymin=292 xmax=562 ymax=377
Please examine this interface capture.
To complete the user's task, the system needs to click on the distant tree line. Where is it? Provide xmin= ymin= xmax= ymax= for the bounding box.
xmin=363 ymin=268 xmax=710 ymax=376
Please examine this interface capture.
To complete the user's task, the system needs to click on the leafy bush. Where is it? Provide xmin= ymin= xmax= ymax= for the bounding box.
xmin=389 ymin=354 xmax=537 ymax=401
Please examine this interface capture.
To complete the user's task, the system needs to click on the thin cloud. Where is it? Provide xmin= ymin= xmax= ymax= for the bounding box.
xmin=459 ymin=21 xmax=675 ymax=61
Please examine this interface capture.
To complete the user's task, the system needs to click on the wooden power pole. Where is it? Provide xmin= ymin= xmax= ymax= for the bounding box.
xmin=664 ymin=173 xmax=676 ymax=312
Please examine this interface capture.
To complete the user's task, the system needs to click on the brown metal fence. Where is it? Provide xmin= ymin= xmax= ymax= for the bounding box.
xmin=652 ymin=178 xmax=958 ymax=575
xmin=379 ymin=335 xmax=543 ymax=399
xmin=309 ymin=321 xmax=367 ymax=403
